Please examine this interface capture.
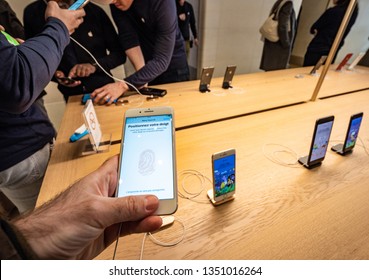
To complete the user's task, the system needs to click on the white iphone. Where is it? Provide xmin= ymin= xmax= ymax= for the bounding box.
xmin=208 ymin=149 xmax=236 ymax=204
xmin=347 ymin=52 xmax=366 ymax=70
xmin=116 ymin=106 xmax=178 ymax=215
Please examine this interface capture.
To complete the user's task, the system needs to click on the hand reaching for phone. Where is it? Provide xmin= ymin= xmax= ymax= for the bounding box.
xmin=91 ymin=81 xmax=129 ymax=105
xmin=69 ymin=63 xmax=97 ymax=78
xmin=55 ymin=70 xmax=81 ymax=87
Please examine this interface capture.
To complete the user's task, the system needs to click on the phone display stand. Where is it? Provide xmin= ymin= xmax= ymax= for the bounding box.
xmin=199 ymin=84 xmax=211 ymax=93
xmin=81 ymin=133 xmax=112 ymax=156
xmin=331 ymin=144 xmax=353 ymax=156
xmin=309 ymin=69 xmax=320 ymax=76
xmin=222 ymin=81 xmax=233 ymax=89
xmin=347 ymin=52 xmax=366 ymax=71
xmin=207 ymin=189 xmax=235 ymax=206
xmin=298 ymin=156 xmax=321 ymax=169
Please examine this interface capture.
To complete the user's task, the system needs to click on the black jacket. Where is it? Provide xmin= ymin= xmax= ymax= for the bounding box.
xmin=307 ymin=4 xmax=358 ymax=53
xmin=176 ymin=1 xmax=198 ymax=41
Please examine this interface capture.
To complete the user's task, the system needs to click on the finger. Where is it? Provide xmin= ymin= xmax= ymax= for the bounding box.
xmin=16 ymin=38 xmax=24 ymax=44
xmin=91 ymin=88 xmax=105 ymax=101
xmin=104 ymin=216 xmax=163 ymax=245
xmin=55 ymin=70 xmax=64 ymax=78
xmin=105 ymin=95 xmax=114 ymax=106
xmin=108 ymin=195 xmax=159 ymax=225
xmin=95 ymin=155 xmax=119 ymax=196
xmin=76 ymin=67 xmax=83 ymax=77
xmin=120 ymin=216 xmax=163 ymax=236
xmin=68 ymin=68 xmax=77 ymax=78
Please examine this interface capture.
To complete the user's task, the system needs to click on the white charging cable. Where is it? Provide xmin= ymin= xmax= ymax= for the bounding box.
xmin=70 ymin=37 xmax=142 ymax=94
xmin=178 ymin=169 xmax=212 ymax=203
xmin=139 ymin=216 xmax=185 ymax=260
xmin=262 ymin=143 xmax=302 ymax=168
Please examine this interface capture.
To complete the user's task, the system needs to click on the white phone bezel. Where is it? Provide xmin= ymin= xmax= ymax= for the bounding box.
xmin=117 ymin=106 xmax=177 ymax=215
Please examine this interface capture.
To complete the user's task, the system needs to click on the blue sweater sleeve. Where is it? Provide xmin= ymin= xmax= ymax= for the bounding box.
xmin=0 ymin=17 xmax=69 ymax=114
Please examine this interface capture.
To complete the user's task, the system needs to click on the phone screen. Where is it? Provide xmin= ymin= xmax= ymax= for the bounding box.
xmin=344 ymin=115 xmax=362 ymax=150
xmin=309 ymin=120 xmax=334 ymax=162
xmin=213 ymin=154 xmax=235 ymax=198
xmin=117 ymin=114 xmax=175 ymax=200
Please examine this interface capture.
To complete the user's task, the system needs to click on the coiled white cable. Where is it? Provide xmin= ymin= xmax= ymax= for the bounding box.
xmin=262 ymin=143 xmax=302 ymax=168
xmin=178 ymin=169 xmax=212 ymax=203
xmin=139 ymin=216 xmax=185 ymax=260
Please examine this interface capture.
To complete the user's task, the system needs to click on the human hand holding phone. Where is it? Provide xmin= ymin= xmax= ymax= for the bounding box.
xmin=45 ymin=1 xmax=85 ymax=34
xmin=55 ymin=70 xmax=81 ymax=87
xmin=116 ymin=107 xmax=178 ymax=215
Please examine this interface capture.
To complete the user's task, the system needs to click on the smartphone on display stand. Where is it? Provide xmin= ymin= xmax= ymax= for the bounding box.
xmin=199 ymin=67 xmax=214 ymax=93
xmin=69 ymin=0 xmax=89 ymax=10
xmin=331 ymin=112 xmax=363 ymax=155
xmin=222 ymin=65 xmax=237 ymax=89
xmin=207 ymin=149 xmax=236 ymax=205
xmin=347 ymin=52 xmax=366 ymax=70
xmin=335 ymin=53 xmax=353 ymax=71
xmin=139 ymin=87 xmax=167 ymax=97
xmin=298 ymin=116 xmax=334 ymax=169
xmin=310 ymin=55 xmax=327 ymax=75
xmin=116 ymin=107 xmax=177 ymax=215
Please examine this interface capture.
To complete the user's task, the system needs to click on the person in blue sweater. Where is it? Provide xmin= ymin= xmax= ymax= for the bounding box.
xmin=0 ymin=1 xmax=162 ymax=260
xmin=0 ymin=1 xmax=84 ymax=214
xmin=91 ymin=0 xmax=189 ymax=105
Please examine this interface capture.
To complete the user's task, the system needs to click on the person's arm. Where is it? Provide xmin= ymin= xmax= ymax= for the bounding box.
xmin=0 ymin=2 xmax=84 ymax=114
xmin=0 ymin=18 xmax=69 ymax=113
xmin=0 ymin=0 xmax=25 ymax=39
xmin=188 ymin=3 xmax=198 ymax=40
xmin=112 ymin=0 xmax=178 ymax=87
xmin=126 ymin=46 xmax=146 ymax=71
xmin=277 ymin=1 xmax=293 ymax=49
xmin=12 ymin=155 xmax=162 ymax=260
xmin=310 ymin=8 xmax=335 ymax=34
xmin=0 ymin=214 xmax=39 ymax=260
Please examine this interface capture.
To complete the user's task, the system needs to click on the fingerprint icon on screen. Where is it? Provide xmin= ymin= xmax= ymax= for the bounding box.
xmin=138 ymin=149 xmax=155 ymax=175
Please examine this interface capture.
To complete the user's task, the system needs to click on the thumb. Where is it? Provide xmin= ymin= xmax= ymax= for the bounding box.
xmin=105 ymin=195 xmax=159 ymax=226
